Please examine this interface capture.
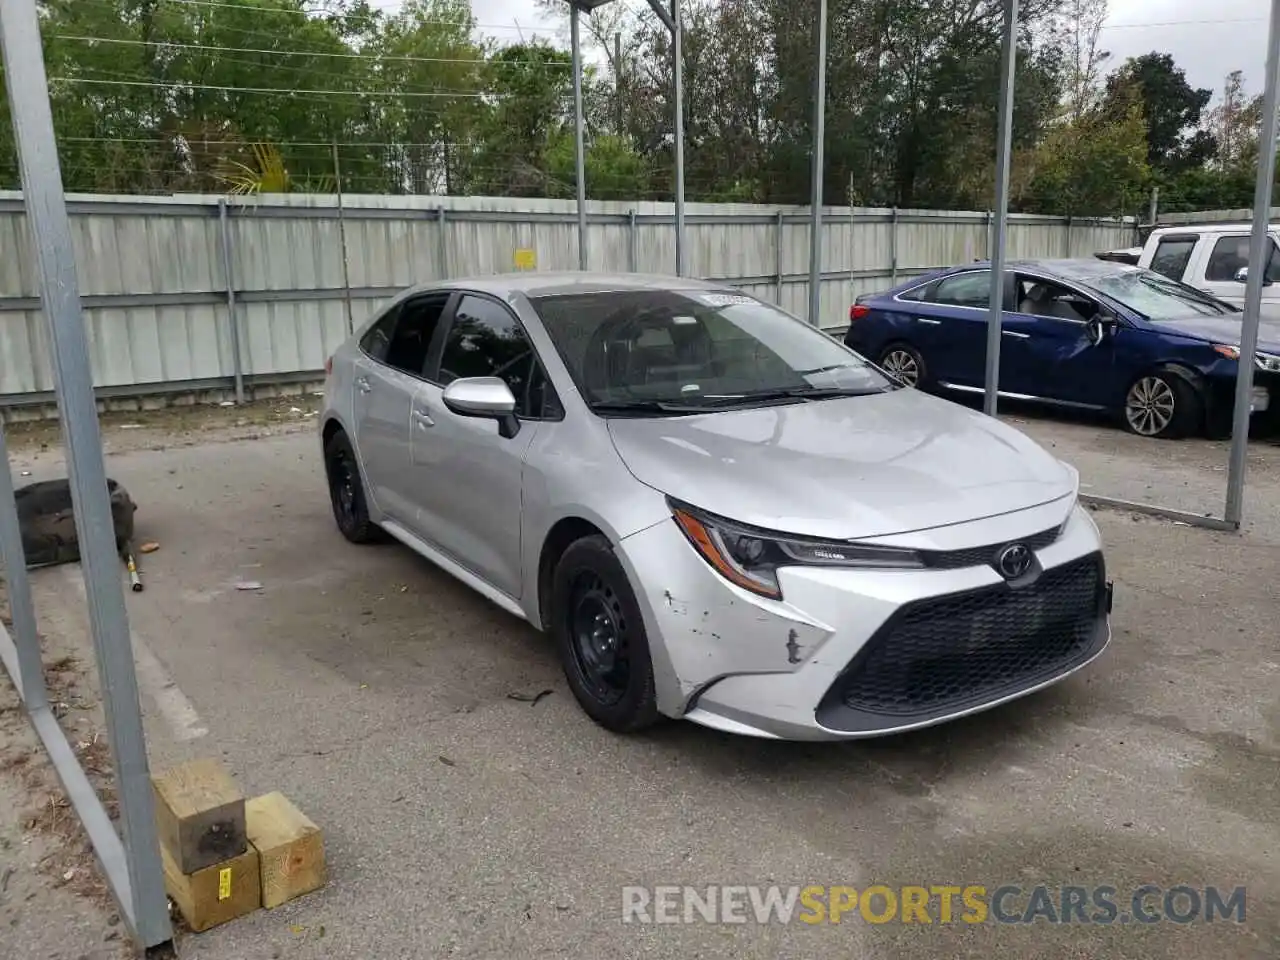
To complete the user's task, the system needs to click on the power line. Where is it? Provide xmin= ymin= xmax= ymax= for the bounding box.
xmin=78 ymin=0 xmax=551 ymax=35
xmin=51 ymin=76 xmax=575 ymax=99
xmin=51 ymin=34 xmax=574 ymax=69
xmin=1101 ymin=17 xmax=1264 ymax=30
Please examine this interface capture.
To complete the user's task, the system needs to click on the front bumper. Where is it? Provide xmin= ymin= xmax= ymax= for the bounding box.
xmin=617 ymin=501 xmax=1112 ymax=741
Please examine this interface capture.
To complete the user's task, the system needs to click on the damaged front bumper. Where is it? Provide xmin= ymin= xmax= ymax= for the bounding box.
xmin=616 ymin=502 xmax=1112 ymax=741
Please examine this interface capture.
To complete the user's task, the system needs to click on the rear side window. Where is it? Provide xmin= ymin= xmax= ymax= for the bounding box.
xmin=1148 ymin=236 xmax=1197 ymax=281
xmin=361 ymin=293 xmax=450 ymax=377
xmin=1205 ymin=235 xmax=1280 ymax=282
xmin=930 ymin=271 xmax=992 ymax=307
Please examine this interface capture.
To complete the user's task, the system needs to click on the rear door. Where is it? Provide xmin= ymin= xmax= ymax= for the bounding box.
xmin=351 ymin=291 xmax=452 ymax=524
xmin=893 ymin=269 xmax=994 ymax=387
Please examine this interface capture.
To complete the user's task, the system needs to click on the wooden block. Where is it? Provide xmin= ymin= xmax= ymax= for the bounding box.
xmin=152 ymin=758 xmax=247 ymax=874
xmin=246 ymin=792 xmax=327 ymax=909
xmin=160 ymin=841 xmax=260 ymax=933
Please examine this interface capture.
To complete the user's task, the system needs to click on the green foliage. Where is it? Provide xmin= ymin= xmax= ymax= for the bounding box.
xmin=0 ymin=0 xmax=1258 ymax=215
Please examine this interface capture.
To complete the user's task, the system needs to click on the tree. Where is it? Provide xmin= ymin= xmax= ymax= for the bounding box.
xmin=1103 ymin=52 xmax=1215 ymax=174
xmin=1055 ymin=0 xmax=1110 ymax=122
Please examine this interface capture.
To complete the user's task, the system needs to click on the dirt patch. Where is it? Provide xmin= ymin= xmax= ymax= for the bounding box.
xmin=0 ymin=585 xmax=133 ymax=957
xmin=3 ymin=394 xmax=326 ymax=460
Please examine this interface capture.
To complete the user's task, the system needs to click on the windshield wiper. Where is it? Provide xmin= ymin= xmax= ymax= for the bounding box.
xmin=703 ymin=386 xmax=884 ymax=406
xmin=590 ymin=400 xmax=711 ymax=416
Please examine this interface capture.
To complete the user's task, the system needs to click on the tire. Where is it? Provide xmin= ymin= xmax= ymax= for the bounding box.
xmin=1122 ymin=369 xmax=1203 ymax=439
xmin=550 ymin=535 xmax=661 ymax=733
xmin=878 ymin=342 xmax=928 ymax=388
xmin=324 ymin=430 xmax=382 ymax=543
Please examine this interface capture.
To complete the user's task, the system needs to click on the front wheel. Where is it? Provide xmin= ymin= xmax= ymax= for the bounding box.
xmin=551 ymin=535 xmax=661 ymax=733
xmin=1123 ymin=370 xmax=1203 ymax=439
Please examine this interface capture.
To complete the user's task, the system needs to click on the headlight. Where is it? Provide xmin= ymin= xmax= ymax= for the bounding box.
xmin=1212 ymin=344 xmax=1280 ymax=372
xmin=669 ymin=499 xmax=923 ymax=600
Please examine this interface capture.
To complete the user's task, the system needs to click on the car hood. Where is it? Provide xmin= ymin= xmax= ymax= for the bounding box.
xmin=606 ymin=389 xmax=1076 ymax=540
xmin=1145 ymin=315 xmax=1280 ymax=353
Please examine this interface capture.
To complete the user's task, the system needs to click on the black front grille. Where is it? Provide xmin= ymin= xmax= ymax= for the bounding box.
xmin=817 ymin=553 xmax=1108 ymax=732
xmin=921 ymin=526 xmax=1060 ymax=570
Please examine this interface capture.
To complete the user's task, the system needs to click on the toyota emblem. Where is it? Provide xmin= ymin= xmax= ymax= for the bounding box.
xmin=996 ymin=543 xmax=1033 ymax=580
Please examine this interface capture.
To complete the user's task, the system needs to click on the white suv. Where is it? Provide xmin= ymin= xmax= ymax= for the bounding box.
xmin=1139 ymin=223 xmax=1280 ymax=320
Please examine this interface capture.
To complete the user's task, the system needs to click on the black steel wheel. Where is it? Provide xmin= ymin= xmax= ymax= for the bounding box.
xmin=552 ymin=535 xmax=660 ymax=732
xmin=324 ymin=429 xmax=381 ymax=543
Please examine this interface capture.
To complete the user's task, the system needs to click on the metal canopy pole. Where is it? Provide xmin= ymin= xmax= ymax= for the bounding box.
xmin=807 ymin=0 xmax=828 ymax=327
xmin=1225 ymin=0 xmax=1280 ymax=527
xmin=570 ymin=1 xmax=589 ymax=271
xmin=0 ymin=0 xmax=172 ymax=950
xmin=983 ymin=0 xmax=1018 ymax=416
xmin=672 ymin=0 xmax=686 ymax=276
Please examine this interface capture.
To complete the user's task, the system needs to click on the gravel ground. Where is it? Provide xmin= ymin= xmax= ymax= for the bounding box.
xmin=1 ymin=401 xmax=1278 ymax=959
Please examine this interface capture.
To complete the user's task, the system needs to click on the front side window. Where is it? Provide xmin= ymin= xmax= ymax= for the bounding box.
xmin=437 ymin=295 xmax=559 ymax=419
xmin=1014 ymin=277 xmax=1096 ymax=323
xmin=1148 ymin=236 xmax=1197 ymax=281
xmin=929 ymin=271 xmax=992 ymax=308
xmin=528 ymin=289 xmax=894 ymax=414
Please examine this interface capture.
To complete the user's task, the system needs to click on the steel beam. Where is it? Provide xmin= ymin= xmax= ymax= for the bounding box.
xmin=1225 ymin=0 xmax=1280 ymax=528
xmin=983 ymin=0 xmax=1018 ymax=416
xmin=807 ymin=0 xmax=828 ymax=326
xmin=571 ymin=2 xmax=589 ymax=271
xmin=672 ymin=0 xmax=686 ymax=276
xmin=0 ymin=0 xmax=172 ymax=949
xmin=0 ymin=425 xmax=45 ymax=709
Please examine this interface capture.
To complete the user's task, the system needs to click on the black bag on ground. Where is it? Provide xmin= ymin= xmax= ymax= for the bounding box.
xmin=14 ymin=478 xmax=137 ymax=568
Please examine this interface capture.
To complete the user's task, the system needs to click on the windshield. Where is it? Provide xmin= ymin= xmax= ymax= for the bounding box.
xmin=1085 ymin=268 xmax=1240 ymax=321
xmin=528 ymin=289 xmax=895 ymax=414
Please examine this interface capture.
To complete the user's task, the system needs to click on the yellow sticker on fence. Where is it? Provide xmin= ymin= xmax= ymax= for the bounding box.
xmin=218 ymin=867 xmax=232 ymax=901
xmin=513 ymin=248 xmax=536 ymax=270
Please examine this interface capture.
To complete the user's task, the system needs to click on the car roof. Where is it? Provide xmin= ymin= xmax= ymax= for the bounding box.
xmin=1149 ymin=223 xmax=1279 ymax=235
xmin=904 ymin=258 xmax=1144 ymax=286
xmin=410 ymin=271 xmax=735 ymax=300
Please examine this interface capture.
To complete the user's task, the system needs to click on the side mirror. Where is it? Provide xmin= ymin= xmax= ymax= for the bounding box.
xmin=1234 ymin=266 xmax=1273 ymax=286
xmin=441 ymin=376 xmax=520 ymax=439
xmin=1086 ymin=316 xmax=1116 ymax=347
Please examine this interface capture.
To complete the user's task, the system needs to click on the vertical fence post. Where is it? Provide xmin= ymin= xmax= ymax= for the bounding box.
xmin=774 ymin=209 xmax=785 ymax=304
xmin=437 ymin=206 xmax=449 ymax=279
xmin=1063 ymin=214 xmax=1073 ymax=258
xmin=890 ymin=206 xmax=899 ymax=286
xmin=628 ymin=209 xmax=637 ymax=272
xmin=217 ymin=199 xmax=245 ymax=405
xmin=985 ymin=209 xmax=993 ymax=258
xmin=0 ymin=425 xmax=47 ymax=711
xmin=332 ymin=140 xmax=355 ymax=335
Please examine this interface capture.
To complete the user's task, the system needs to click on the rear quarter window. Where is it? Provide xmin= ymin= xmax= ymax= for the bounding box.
xmin=1148 ymin=236 xmax=1198 ymax=281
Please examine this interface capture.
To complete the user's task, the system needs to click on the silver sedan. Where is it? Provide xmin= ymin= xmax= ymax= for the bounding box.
xmin=319 ymin=272 xmax=1112 ymax=740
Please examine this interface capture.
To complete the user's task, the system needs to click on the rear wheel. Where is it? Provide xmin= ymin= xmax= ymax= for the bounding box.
xmin=879 ymin=343 xmax=927 ymax=388
xmin=1123 ymin=370 xmax=1202 ymax=439
xmin=324 ymin=430 xmax=381 ymax=543
xmin=551 ymin=535 xmax=660 ymax=733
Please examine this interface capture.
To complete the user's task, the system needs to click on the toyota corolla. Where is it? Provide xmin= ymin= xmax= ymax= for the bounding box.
xmin=319 ymin=272 xmax=1113 ymax=741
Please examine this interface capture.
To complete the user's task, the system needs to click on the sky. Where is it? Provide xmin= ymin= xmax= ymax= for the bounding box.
xmin=460 ymin=0 xmax=1271 ymax=100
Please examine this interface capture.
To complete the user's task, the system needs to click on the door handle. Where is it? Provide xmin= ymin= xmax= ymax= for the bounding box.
xmin=413 ymin=407 xmax=435 ymax=428
xmin=356 ymin=376 xmax=372 ymax=393
xmin=915 ymin=317 xmax=942 ymax=325
xmin=1002 ymin=330 xmax=1030 ymax=340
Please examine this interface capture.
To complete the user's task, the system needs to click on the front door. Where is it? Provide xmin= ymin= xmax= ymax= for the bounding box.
xmin=1002 ymin=275 xmax=1117 ymax=406
xmin=409 ymin=293 xmax=545 ymax=599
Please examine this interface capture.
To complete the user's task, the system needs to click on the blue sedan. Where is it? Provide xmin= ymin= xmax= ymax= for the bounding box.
xmin=844 ymin=258 xmax=1280 ymax=439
